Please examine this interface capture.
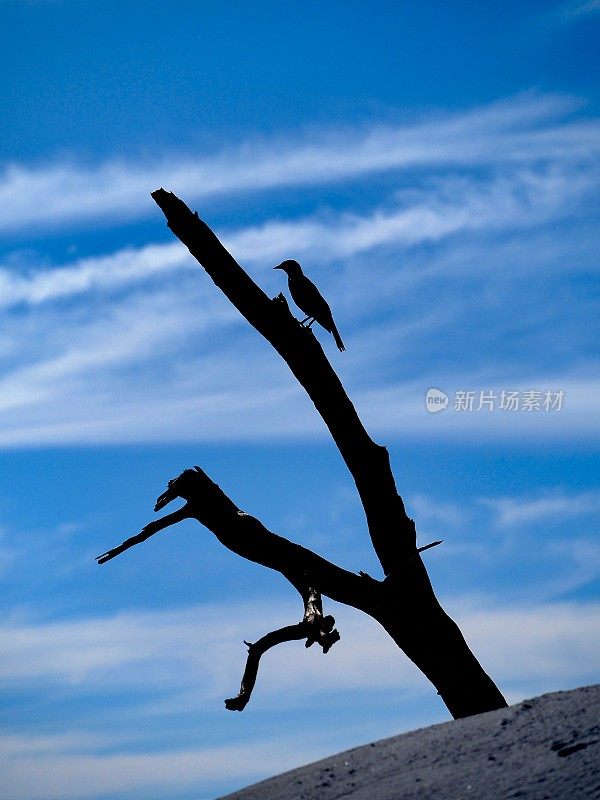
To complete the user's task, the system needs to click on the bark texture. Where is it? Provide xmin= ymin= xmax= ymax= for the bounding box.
xmin=98 ymin=189 xmax=508 ymax=719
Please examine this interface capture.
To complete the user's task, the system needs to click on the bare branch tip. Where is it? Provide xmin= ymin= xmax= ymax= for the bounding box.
xmin=417 ymin=539 xmax=444 ymax=554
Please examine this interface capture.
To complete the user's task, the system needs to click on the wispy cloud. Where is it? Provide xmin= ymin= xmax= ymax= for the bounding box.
xmin=0 ymin=733 xmax=329 ymax=800
xmin=0 ymin=93 xmax=597 ymax=449
xmin=563 ymin=0 xmax=600 ymax=18
xmin=1 ymin=598 xmax=598 ymax=799
xmin=483 ymin=490 xmax=600 ymax=527
xmin=354 ymin=376 xmax=600 ymax=444
xmin=1 ymin=349 xmax=598 ymax=446
xmin=0 ymin=601 xmax=412 ymax=697
xmin=425 ymin=490 xmax=600 ymax=604
xmin=1 ymin=278 xmax=598 ymax=447
xmin=3 ymin=161 xmax=595 ymax=312
xmin=2 ymin=598 xmax=598 ymax=702
xmin=0 ymin=242 xmax=189 ymax=310
xmin=1 ymin=93 xmax=597 ymax=234
xmin=447 ymin=599 xmax=600 ymax=695
xmin=406 ymin=495 xmax=466 ymax=529
xmin=0 ymin=286 xmax=239 ymax=416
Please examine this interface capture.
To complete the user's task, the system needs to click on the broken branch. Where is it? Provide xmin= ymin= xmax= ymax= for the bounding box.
xmin=225 ymin=586 xmax=340 ymax=711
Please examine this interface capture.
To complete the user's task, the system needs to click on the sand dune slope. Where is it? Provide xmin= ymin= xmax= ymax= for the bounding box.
xmin=219 ymin=684 xmax=599 ymax=800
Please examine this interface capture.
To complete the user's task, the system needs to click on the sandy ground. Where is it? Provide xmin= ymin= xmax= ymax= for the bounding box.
xmin=219 ymin=684 xmax=599 ymax=800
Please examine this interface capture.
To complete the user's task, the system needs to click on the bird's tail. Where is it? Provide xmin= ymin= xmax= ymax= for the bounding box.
xmin=331 ymin=322 xmax=345 ymax=352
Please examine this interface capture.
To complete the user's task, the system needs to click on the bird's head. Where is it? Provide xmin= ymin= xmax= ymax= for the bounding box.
xmin=273 ymin=259 xmax=303 ymax=277
xmin=154 ymin=466 xmax=204 ymax=511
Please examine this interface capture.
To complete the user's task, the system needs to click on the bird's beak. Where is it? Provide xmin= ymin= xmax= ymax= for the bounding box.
xmin=154 ymin=482 xmax=178 ymax=512
xmin=273 ymin=264 xmax=282 ymax=270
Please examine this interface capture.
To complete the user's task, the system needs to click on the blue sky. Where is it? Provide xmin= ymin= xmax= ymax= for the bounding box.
xmin=1 ymin=1 xmax=599 ymax=798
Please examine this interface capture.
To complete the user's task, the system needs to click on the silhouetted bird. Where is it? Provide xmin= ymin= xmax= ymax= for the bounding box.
xmin=274 ymin=259 xmax=345 ymax=351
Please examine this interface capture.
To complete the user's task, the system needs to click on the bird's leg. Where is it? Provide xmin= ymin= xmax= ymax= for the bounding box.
xmin=299 ymin=315 xmax=312 ymax=326
xmin=307 ymin=318 xmax=316 ymax=328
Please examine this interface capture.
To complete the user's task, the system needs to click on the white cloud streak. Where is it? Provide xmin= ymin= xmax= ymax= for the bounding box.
xmin=353 ymin=375 xmax=600 ymax=443
xmin=1 ymin=94 xmax=598 ymax=234
xmin=447 ymin=599 xmax=600 ymax=693
xmin=1 ymin=735 xmax=328 ymax=800
xmin=1 ymin=598 xmax=598 ymax=799
xmin=1 ymin=253 xmax=598 ymax=446
xmin=2 ymin=598 xmax=598 ymax=704
xmin=0 ymin=242 xmax=189 ymax=309
xmin=0 ymin=94 xmax=598 ymax=448
xmin=483 ymin=490 xmax=600 ymax=526
xmin=1 ymin=357 xmax=598 ymax=447
xmin=1 ymin=160 xmax=595 ymax=314
xmin=565 ymin=0 xmax=600 ymax=17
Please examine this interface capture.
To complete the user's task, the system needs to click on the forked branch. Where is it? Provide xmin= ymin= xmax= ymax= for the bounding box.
xmin=151 ymin=188 xmax=415 ymax=575
xmin=97 ymin=192 xmax=508 ymax=720
xmin=96 ymin=471 xmax=347 ymax=711
xmin=96 ymin=467 xmax=379 ymax=611
xmin=97 ymin=464 xmax=506 ymax=717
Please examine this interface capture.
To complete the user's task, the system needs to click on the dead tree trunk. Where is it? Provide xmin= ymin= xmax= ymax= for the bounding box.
xmin=98 ymin=189 xmax=507 ymax=720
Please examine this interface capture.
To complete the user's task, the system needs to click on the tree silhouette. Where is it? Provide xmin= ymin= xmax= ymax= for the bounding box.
xmin=97 ymin=189 xmax=508 ymax=719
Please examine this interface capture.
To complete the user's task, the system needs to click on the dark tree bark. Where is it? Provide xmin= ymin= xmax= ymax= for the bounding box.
xmin=98 ymin=189 xmax=507 ymax=720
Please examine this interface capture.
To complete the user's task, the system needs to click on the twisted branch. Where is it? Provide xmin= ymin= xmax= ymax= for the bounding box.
xmin=225 ymin=587 xmax=340 ymax=711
